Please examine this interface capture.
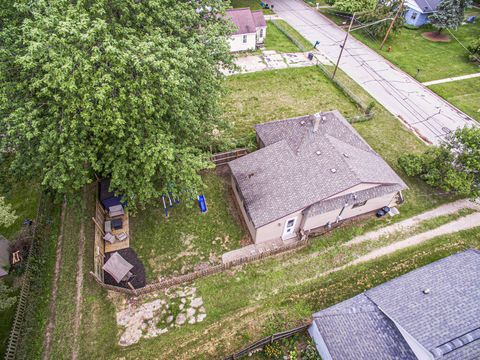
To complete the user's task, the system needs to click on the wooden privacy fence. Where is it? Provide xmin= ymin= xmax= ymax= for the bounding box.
xmin=4 ymin=194 xmax=45 ymax=360
xmin=223 ymin=323 xmax=312 ymax=360
xmin=90 ymin=236 xmax=311 ymax=296
xmin=211 ymin=148 xmax=247 ymax=166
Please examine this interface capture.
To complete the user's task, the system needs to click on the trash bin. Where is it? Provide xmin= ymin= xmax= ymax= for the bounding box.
xmin=308 ymin=52 xmax=314 ymax=61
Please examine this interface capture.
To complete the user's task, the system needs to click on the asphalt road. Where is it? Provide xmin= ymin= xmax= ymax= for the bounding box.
xmin=270 ymin=0 xmax=477 ymax=145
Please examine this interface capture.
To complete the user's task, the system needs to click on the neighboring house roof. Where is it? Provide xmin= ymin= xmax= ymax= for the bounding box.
xmin=228 ymin=111 xmax=407 ymax=228
xmin=405 ymin=0 xmax=441 ymax=13
xmin=311 ymin=249 xmax=480 ymax=360
xmin=225 ymin=8 xmax=265 ymax=35
xmin=251 ymin=10 xmax=266 ymax=28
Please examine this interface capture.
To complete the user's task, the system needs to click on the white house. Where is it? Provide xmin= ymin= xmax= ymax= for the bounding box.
xmin=225 ymin=8 xmax=266 ymax=52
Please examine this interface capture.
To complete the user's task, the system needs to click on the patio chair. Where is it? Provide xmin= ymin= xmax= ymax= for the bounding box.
xmin=103 ymin=232 xmax=116 ymax=244
xmin=116 ymin=232 xmax=128 ymax=242
xmin=104 ymin=220 xmax=112 ymax=233
xmin=109 ymin=204 xmax=124 ymax=218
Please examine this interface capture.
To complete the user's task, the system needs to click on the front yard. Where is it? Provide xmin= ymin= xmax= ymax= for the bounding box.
xmin=429 ymin=77 xmax=480 ymax=121
xmin=341 ymin=8 xmax=480 ymax=83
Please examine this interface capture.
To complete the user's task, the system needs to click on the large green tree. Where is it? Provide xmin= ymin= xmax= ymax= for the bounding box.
xmin=357 ymin=0 xmax=405 ymax=39
xmin=0 ymin=196 xmax=17 ymax=228
xmin=398 ymin=127 xmax=480 ymax=197
xmin=0 ymin=0 xmax=233 ymax=208
xmin=334 ymin=0 xmax=377 ymax=14
xmin=430 ymin=0 xmax=471 ymax=33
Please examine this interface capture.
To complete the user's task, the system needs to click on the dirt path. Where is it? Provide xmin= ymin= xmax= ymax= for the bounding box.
xmin=299 ymin=211 xmax=480 ymax=286
xmin=349 ymin=212 xmax=480 ymax=264
xmin=42 ymin=199 xmax=67 ymax=360
xmin=71 ymin=188 xmax=86 ymax=360
xmin=347 ymin=199 xmax=480 ymax=245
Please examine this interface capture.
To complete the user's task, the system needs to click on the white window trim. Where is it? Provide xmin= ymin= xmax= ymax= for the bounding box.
xmin=282 ymin=217 xmax=297 ymax=240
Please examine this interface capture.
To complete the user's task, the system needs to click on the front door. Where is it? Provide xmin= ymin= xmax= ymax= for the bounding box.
xmin=282 ymin=217 xmax=297 ymax=240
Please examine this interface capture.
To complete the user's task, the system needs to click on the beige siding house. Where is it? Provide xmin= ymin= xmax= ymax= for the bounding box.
xmin=229 ymin=111 xmax=407 ymax=244
xmin=225 ymin=8 xmax=266 ymax=52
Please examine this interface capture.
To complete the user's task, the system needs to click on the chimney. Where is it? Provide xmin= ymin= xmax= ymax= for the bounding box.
xmin=313 ymin=113 xmax=322 ymax=133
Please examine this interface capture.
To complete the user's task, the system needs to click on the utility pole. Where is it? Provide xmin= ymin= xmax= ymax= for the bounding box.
xmin=380 ymin=0 xmax=404 ymax=50
xmin=332 ymin=13 xmax=355 ymax=80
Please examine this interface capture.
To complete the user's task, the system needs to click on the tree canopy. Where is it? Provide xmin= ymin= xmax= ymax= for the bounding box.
xmin=0 ymin=0 xmax=233 ymax=208
xmin=398 ymin=127 xmax=480 ymax=198
xmin=334 ymin=0 xmax=377 ymax=14
xmin=0 ymin=196 xmax=17 ymax=228
xmin=357 ymin=0 xmax=404 ymax=39
xmin=430 ymin=0 xmax=471 ymax=32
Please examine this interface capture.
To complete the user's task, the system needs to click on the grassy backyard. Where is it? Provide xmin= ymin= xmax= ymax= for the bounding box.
xmin=265 ymin=21 xmax=303 ymax=53
xmin=131 ymin=170 xmax=246 ymax=281
xmin=429 ymin=77 xmax=480 ymax=121
xmin=13 ymin=66 xmax=474 ymax=360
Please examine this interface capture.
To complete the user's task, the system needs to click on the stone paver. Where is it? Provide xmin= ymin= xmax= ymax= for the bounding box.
xmin=223 ymin=49 xmax=330 ymax=75
xmin=116 ymin=286 xmax=207 ymax=347
xmin=271 ymin=0 xmax=478 ymax=145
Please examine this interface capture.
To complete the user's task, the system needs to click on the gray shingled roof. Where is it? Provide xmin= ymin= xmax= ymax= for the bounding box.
xmin=313 ymin=295 xmax=416 ymax=360
xmin=225 ymin=8 xmax=258 ymax=35
xmin=366 ymin=249 xmax=480 ymax=358
xmin=410 ymin=0 xmax=441 ymax=12
xmin=228 ymin=111 xmax=407 ymax=228
xmin=311 ymin=249 xmax=480 ymax=360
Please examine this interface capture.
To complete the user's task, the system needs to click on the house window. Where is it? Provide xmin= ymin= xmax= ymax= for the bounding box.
xmin=243 ymin=35 xmax=247 ymax=43
xmin=411 ymin=12 xmax=418 ymax=20
xmin=352 ymin=200 xmax=368 ymax=208
xmin=260 ymin=28 xmax=263 ymax=38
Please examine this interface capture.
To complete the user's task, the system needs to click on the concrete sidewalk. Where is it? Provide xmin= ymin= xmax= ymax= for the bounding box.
xmin=271 ymin=0 xmax=477 ymax=145
xmin=423 ymin=72 xmax=480 ymax=86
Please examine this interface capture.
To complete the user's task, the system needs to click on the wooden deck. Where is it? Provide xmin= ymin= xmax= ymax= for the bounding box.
xmin=105 ymin=213 xmax=130 ymax=253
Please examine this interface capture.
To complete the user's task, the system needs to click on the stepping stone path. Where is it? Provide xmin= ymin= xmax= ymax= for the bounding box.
xmin=116 ymin=285 xmax=207 ymax=347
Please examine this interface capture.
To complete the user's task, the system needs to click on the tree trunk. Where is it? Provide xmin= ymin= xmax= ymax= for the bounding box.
xmin=437 ymin=28 xmax=443 ymax=34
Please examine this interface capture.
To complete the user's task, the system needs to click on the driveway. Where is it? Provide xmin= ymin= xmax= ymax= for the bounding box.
xmin=270 ymin=0 xmax=477 ymax=145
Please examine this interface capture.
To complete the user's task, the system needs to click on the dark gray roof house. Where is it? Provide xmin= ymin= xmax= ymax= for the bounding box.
xmin=228 ymin=111 xmax=407 ymax=244
xmin=309 ymin=249 xmax=480 ymax=360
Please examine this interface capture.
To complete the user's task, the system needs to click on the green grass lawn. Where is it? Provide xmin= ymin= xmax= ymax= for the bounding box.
xmin=223 ymin=67 xmax=360 ymax=148
xmin=357 ymin=25 xmax=480 ymax=82
xmin=230 ymin=0 xmax=273 ymax=14
xmin=269 ymin=20 xmax=314 ymax=51
xmin=341 ymin=9 xmax=480 ymax=82
xmin=130 ymin=170 xmax=246 ymax=281
xmin=22 ymin=182 xmax=478 ymax=360
xmin=264 ymin=21 xmax=302 ymax=53
xmin=0 ymin=181 xmax=40 ymax=241
xmin=429 ymin=77 xmax=480 ymax=121
xmin=15 ymin=66 xmax=470 ymax=360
